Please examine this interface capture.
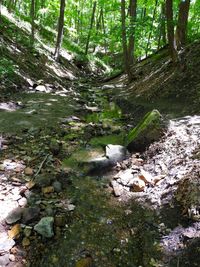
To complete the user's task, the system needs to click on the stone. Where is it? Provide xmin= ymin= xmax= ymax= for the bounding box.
xmin=22 ymin=207 xmax=40 ymax=224
xmin=131 ymin=178 xmax=146 ymax=192
xmin=127 ymin=110 xmax=163 ymax=152
xmin=22 ymin=237 xmax=30 ymax=247
xmin=115 ymin=169 xmax=135 ymax=186
xmin=18 ymin=197 xmax=28 ymax=207
xmin=9 ymin=254 xmax=16 ymax=262
xmin=52 ymin=181 xmax=62 ymax=193
xmin=0 ymin=232 xmax=15 ymax=253
xmin=34 ymin=217 xmax=54 ymax=238
xmin=24 ymin=167 xmax=34 ymax=176
xmin=42 ymin=186 xmax=54 ymax=194
xmin=75 ymin=257 xmax=93 ymax=267
xmin=6 ymin=207 xmax=23 ymax=224
xmin=106 ymin=144 xmax=127 ymax=164
xmin=54 ymin=215 xmax=66 ymax=227
xmin=23 ymin=226 xmax=32 ymax=237
xmin=8 ymin=224 xmax=21 ymax=239
xmin=67 ymin=204 xmax=76 ymax=211
xmin=111 ymin=180 xmax=124 ymax=197
xmin=0 ymin=254 xmax=10 ymax=266
xmin=139 ymin=169 xmax=154 ymax=185
xmin=35 ymin=85 xmax=47 ymax=92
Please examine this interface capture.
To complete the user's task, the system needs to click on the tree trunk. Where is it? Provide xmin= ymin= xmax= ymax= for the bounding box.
xmin=146 ymin=0 xmax=158 ymax=57
xmin=166 ymin=0 xmax=178 ymax=62
xmin=121 ymin=0 xmax=131 ymax=81
xmin=0 ymin=0 xmax=2 ymax=24
xmin=54 ymin=0 xmax=66 ymax=60
xmin=128 ymin=0 xmax=137 ymax=65
xmin=175 ymin=0 xmax=190 ymax=50
xmin=31 ymin=0 xmax=35 ymax=45
xmin=101 ymin=8 xmax=107 ymax=54
xmin=85 ymin=1 xmax=97 ymax=55
xmin=158 ymin=3 xmax=166 ymax=49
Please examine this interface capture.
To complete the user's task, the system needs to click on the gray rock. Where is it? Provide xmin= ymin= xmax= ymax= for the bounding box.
xmin=106 ymin=144 xmax=127 ymax=164
xmin=0 ymin=232 xmax=15 ymax=253
xmin=111 ymin=180 xmax=124 ymax=197
xmin=34 ymin=217 xmax=54 ymax=238
xmin=6 ymin=207 xmax=23 ymax=224
xmin=52 ymin=181 xmax=62 ymax=193
xmin=22 ymin=207 xmax=40 ymax=224
xmin=0 ymin=253 xmax=10 ymax=266
xmin=86 ymin=145 xmax=127 ymax=172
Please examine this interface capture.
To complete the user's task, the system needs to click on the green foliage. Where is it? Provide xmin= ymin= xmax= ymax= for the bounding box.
xmin=2 ymin=0 xmax=199 ymax=68
xmin=0 ymin=58 xmax=15 ymax=80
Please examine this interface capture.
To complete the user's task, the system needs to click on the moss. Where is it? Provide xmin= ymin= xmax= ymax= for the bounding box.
xmin=89 ymin=134 xmax=125 ymax=146
xmin=127 ymin=109 xmax=162 ymax=151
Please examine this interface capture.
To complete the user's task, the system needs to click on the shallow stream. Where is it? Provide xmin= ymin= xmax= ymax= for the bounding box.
xmin=0 ymin=82 xmax=199 ymax=267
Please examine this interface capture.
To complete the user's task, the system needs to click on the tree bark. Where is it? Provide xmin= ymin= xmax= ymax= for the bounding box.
xmin=0 ymin=0 xmax=2 ymax=24
xmin=85 ymin=1 xmax=97 ymax=55
xmin=121 ymin=0 xmax=130 ymax=79
xmin=128 ymin=0 xmax=137 ymax=65
xmin=31 ymin=0 xmax=35 ymax=45
xmin=166 ymin=0 xmax=178 ymax=62
xmin=158 ymin=3 xmax=167 ymax=49
xmin=101 ymin=8 xmax=107 ymax=54
xmin=146 ymin=0 xmax=158 ymax=56
xmin=54 ymin=0 xmax=66 ymax=60
xmin=175 ymin=0 xmax=190 ymax=50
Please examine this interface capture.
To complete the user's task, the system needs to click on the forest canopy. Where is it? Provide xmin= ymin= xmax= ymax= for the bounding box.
xmin=1 ymin=0 xmax=200 ymax=73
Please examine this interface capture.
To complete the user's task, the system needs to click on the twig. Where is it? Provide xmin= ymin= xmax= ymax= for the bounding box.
xmin=33 ymin=154 xmax=49 ymax=179
xmin=177 ymin=257 xmax=180 ymax=267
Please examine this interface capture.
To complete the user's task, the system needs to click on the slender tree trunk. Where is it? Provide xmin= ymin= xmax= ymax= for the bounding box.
xmin=85 ymin=1 xmax=97 ymax=55
xmin=121 ymin=0 xmax=131 ymax=81
xmin=54 ymin=0 xmax=66 ymax=60
xmin=128 ymin=0 xmax=137 ymax=65
xmin=146 ymin=0 xmax=158 ymax=56
xmin=31 ymin=0 xmax=35 ymax=45
xmin=158 ymin=2 xmax=166 ymax=49
xmin=101 ymin=8 xmax=107 ymax=54
xmin=175 ymin=0 xmax=190 ymax=50
xmin=0 ymin=0 xmax=2 ymax=24
xmin=166 ymin=0 xmax=178 ymax=62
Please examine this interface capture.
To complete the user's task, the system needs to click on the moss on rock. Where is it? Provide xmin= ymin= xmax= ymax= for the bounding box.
xmin=127 ymin=109 xmax=163 ymax=152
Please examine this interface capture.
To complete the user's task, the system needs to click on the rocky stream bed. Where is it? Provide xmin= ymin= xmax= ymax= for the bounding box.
xmin=0 ymin=81 xmax=199 ymax=267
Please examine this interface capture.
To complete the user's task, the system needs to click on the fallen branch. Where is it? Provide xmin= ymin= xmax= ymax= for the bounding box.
xmin=33 ymin=154 xmax=50 ymax=179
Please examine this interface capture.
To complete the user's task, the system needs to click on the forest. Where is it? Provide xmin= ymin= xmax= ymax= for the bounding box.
xmin=0 ymin=0 xmax=200 ymax=267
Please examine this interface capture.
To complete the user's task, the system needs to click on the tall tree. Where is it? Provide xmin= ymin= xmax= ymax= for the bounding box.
xmin=31 ymin=0 xmax=35 ymax=45
xmin=121 ymin=0 xmax=131 ymax=80
xmin=85 ymin=1 xmax=97 ymax=55
xmin=128 ymin=0 xmax=137 ymax=65
xmin=158 ymin=2 xmax=167 ymax=49
xmin=175 ymin=0 xmax=190 ymax=50
xmin=54 ymin=0 xmax=66 ymax=60
xmin=166 ymin=0 xmax=178 ymax=62
xmin=0 ymin=0 xmax=2 ymax=24
xmin=121 ymin=0 xmax=137 ymax=81
xmin=146 ymin=0 xmax=158 ymax=56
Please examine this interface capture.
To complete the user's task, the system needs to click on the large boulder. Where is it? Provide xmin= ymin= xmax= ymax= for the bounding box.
xmin=127 ymin=109 xmax=163 ymax=152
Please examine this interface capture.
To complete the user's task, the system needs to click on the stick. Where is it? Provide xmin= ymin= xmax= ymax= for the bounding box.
xmin=33 ymin=154 xmax=49 ymax=179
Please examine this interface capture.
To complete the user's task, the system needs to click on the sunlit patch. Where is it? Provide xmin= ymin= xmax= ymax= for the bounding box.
xmin=0 ymin=102 xmax=20 ymax=112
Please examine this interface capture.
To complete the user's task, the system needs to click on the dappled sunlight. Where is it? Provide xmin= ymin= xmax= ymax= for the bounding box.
xmin=0 ymin=102 xmax=21 ymax=112
xmin=47 ymin=62 xmax=75 ymax=80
